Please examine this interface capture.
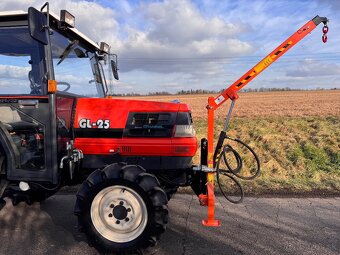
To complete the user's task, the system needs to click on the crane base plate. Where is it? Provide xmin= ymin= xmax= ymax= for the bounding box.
xmin=202 ymin=219 xmax=221 ymax=227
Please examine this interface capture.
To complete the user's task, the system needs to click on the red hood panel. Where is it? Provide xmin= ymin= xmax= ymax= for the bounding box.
xmin=72 ymin=98 xmax=197 ymax=157
xmin=74 ymin=98 xmax=188 ymax=128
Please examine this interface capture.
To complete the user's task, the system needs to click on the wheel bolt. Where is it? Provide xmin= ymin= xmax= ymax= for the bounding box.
xmin=125 ymin=218 xmax=129 ymax=222
xmin=108 ymin=213 xmax=113 ymax=217
xmin=116 ymin=220 xmax=120 ymax=224
xmin=119 ymin=201 xmax=124 ymax=205
xmin=110 ymin=204 xmax=114 ymax=208
xmin=127 ymin=208 xmax=131 ymax=212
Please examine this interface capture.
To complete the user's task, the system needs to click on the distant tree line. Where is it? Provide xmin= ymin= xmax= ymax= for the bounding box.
xmin=176 ymin=89 xmax=217 ymax=95
xmin=241 ymin=87 xmax=339 ymax=92
xmin=241 ymin=87 xmax=294 ymax=92
xmin=112 ymin=87 xmax=338 ymax=97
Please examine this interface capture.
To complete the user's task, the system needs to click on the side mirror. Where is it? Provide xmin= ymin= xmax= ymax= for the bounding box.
xmin=28 ymin=7 xmax=48 ymax=45
xmin=111 ymin=60 xmax=119 ymax=80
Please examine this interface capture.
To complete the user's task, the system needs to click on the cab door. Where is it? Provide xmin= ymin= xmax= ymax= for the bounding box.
xmin=0 ymin=95 xmax=58 ymax=184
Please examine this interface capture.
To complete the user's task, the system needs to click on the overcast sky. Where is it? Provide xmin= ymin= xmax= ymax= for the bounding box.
xmin=1 ymin=0 xmax=340 ymax=94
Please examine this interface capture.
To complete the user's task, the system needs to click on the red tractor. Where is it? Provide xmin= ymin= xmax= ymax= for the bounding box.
xmin=0 ymin=2 xmax=328 ymax=253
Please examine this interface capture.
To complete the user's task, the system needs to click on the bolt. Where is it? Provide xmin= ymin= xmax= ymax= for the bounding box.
xmin=116 ymin=220 xmax=120 ymax=224
xmin=125 ymin=218 xmax=129 ymax=222
xmin=127 ymin=208 xmax=131 ymax=212
xmin=110 ymin=204 xmax=114 ymax=208
xmin=108 ymin=213 xmax=113 ymax=218
xmin=119 ymin=201 xmax=124 ymax=206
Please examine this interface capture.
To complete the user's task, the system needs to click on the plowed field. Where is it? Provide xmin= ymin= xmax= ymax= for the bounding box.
xmin=123 ymin=90 xmax=340 ymax=119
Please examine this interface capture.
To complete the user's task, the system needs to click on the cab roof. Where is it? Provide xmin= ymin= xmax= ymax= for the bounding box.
xmin=0 ymin=10 xmax=100 ymax=51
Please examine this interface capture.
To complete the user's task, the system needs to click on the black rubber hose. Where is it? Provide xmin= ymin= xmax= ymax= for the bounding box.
xmin=215 ymin=137 xmax=260 ymax=204
xmin=223 ymin=144 xmax=243 ymax=175
xmin=225 ymin=136 xmax=261 ymax=180
xmin=216 ymin=146 xmax=244 ymax=204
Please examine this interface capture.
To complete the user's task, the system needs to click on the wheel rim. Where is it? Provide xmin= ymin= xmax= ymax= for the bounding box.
xmin=90 ymin=185 xmax=148 ymax=243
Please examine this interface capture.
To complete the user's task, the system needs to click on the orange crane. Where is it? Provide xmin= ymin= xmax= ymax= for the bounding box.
xmin=199 ymin=15 xmax=329 ymax=226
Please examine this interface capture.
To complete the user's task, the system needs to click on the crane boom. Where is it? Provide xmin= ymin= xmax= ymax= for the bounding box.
xmin=209 ymin=15 xmax=329 ymax=110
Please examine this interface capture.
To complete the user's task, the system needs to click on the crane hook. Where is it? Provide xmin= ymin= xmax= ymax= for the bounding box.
xmin=322 ymin=23 xmax=329 ymax=43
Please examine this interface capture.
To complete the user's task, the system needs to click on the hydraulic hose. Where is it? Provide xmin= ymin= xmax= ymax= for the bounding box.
xmin=215 ymin=136 xmax=260 ymax=204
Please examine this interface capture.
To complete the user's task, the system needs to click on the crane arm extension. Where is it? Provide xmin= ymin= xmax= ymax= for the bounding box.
xmin=208 ymin=15 xmax=328 ymax=110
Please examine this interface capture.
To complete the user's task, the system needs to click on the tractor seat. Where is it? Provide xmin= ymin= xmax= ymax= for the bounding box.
xmin=0 ymin=106 xmax=38 ymax=132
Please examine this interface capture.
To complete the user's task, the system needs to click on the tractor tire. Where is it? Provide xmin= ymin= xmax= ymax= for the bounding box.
xmin=0 ymin=151 xmax=7 ymax=210
xmin=75 ymin=163 xmax=168 ymax=253
xmin=0 ymin=151 xmax=5 ymax=174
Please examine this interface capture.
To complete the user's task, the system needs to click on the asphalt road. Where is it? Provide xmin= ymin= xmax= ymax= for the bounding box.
xmin=0 ymin=193 xmax=339 ymax=255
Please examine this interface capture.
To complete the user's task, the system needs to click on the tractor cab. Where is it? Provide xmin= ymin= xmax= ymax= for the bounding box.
xmin=0 ymin=5 xmax=117 ymax=185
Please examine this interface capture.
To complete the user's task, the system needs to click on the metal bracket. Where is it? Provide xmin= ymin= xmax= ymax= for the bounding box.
xmin=193 ymin=165 xmax=215 ymax=172
xmin=59 ymin=140 xmax=83 ymax=180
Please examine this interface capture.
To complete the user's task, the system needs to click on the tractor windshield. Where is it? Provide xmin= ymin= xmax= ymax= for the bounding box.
xmin=0 ymin=26 xmax=46 ymax=95
xmin=50 ymin=28 xmax=106 ymax=97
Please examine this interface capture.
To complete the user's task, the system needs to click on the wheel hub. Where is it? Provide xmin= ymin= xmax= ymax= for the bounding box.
xmin=112 ymin=204 xmax=128 ymax=220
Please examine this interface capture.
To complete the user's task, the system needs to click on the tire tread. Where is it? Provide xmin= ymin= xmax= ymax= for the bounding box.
xmin=75 ymin=163 xmax=168 ymax=253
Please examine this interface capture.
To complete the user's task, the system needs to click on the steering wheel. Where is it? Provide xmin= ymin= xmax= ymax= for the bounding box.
xmin=57 ymin=82 xmax=71 ymax=92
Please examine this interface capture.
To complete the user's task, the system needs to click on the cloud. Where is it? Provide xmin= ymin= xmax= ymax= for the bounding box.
xmin=316 ymin=0 xmax=340 ymax=10
xmin=144 ymin=0 xmax=247 ymax=44
xmin=0 ymin=65 xmax=30 ymax=93
xmin=117 ymin=70 xmax=195 ymax=94
xmin=113 ymin=0 xmax=253 ymax=74
xmin=0 ymin=64 xmax=29 ymax=80
xmin=286 ymin=59 xmax=340 ymax=77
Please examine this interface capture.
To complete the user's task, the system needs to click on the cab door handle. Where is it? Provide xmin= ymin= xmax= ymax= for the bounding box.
xmin=18 ymin=100 xmax=39 ymax=109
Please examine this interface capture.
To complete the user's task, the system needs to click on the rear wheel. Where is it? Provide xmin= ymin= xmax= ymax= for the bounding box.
xmin=0 ymin=151 xmax=5 ymax=175
xmin=75 ymin=163 xmax=168 ymax=253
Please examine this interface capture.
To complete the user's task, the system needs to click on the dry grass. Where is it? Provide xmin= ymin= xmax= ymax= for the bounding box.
xmin=122 ymin=90 xmax=340 ymax=119
xmin=211 ymin=116 xmax=340 ymax=194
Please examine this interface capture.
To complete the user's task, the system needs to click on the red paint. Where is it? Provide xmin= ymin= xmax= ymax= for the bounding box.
xmin=74 ymin=98 xmax=183 ymax=129
xmin=73 ymin=98 xmax=197 ymax=157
